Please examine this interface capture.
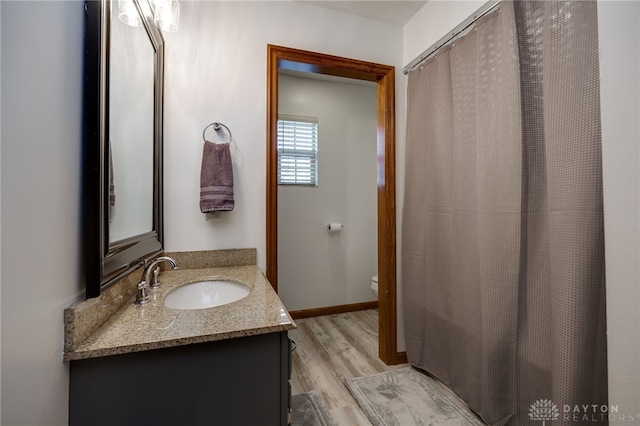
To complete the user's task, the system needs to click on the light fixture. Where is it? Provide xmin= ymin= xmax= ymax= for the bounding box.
xmin=153 ymin=0 xmax=180 ymax=33
xmin=118 ymin=0 xmax=180 ymax=33
xmin=118 ymin=0 xmax=143 ymax=27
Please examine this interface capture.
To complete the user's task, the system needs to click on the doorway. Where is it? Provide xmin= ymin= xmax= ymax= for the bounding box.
xmin=266 ymin=45 xmax=403 ymax=365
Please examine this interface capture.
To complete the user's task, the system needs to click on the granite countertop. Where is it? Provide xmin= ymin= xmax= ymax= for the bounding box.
xmin=64 ymin=265 xmax=296 ymax=361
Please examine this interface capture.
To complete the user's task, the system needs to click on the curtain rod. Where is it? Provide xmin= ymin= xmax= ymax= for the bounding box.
xmin=403 ymin=0 xmax=502 ymax=75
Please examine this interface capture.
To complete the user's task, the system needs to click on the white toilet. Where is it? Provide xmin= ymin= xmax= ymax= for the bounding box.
xmin=371 ymin=275 xmax=379 ymax=298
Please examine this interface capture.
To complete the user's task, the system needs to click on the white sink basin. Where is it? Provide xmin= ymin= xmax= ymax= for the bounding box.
xmin=164 ymin=280 xmax=250 ymax=310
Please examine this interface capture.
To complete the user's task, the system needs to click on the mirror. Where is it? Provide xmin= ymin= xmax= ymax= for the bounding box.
xmin=109 ymin=1 xmax=155 ymax=243
xmin=83 ymin=0 xmax=165 ymax=298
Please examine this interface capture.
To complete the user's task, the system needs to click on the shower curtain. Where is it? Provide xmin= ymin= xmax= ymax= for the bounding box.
xmin=402 ymin=1 xmax=607 ymax=425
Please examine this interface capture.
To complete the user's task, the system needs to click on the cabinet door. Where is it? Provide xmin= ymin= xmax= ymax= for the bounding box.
xmin=70 ymin=332 xmax=289 ymax=426
xmin=282 ymin=334 xmax=293 ymax=425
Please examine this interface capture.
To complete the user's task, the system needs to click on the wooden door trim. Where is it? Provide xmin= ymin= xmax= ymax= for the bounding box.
xmin=266 ymin=44 xmax=399 ymax=365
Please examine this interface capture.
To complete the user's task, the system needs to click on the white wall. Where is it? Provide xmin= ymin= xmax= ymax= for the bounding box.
xmin=404 ymin=0 xmax=640 ymax=418
xmin=277 ymin=74 xmax=378 ymax=311
xmin=403 ymin=0 xmax=487 ymax=66
xmin=164 ymin=1 xmax=406 ymax=351
xmin=0 ymin=3 xmax=405 ymax=422
xmin=162 ymin=1 xmax=406 ymax=347
xmin=1 ymin=0 xmax=633 ymax=423
xmin=0 ymin=2 xmax=85 ymax=425
xmin=598 ymin=1 xmax=640 ymax=423
xmin=2 ymin=0 xmax=633 ymax=423
xmin=162 ymin=1 xmax=404 ymax=263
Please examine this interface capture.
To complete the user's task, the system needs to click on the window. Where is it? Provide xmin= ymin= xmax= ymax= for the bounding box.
xmin=277 ymin=115 xmax=318 ymax=186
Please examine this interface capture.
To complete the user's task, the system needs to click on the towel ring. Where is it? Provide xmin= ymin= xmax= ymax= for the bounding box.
xmin=202 ymin=122 xmax=233 ymax=144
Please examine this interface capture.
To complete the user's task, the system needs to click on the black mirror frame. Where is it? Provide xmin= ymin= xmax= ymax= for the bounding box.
xmin=83 ymin=0 xmax=165 ymax=298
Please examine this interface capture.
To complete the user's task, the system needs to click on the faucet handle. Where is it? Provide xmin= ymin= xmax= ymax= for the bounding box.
xmin=135 ymin=281 xmax=151 ymax=305
xmin=150 ymin=267 xmax=162 ymax=289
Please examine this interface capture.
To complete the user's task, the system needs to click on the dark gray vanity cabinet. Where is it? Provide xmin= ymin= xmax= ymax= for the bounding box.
xmin=69 ymin=332 xmax=291 ymax=426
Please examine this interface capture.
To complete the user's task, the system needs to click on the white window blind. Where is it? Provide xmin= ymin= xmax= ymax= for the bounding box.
xmin=277 ymin=115 xmax=318 ymax=186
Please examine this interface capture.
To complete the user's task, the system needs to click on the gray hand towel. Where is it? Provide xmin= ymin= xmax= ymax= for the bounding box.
xmin=200 ymin=141 xmax=234 ymax=212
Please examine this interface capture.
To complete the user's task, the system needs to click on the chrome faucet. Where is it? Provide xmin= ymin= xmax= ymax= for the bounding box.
xmin=135 ymin=256 xmax=179 ymax=305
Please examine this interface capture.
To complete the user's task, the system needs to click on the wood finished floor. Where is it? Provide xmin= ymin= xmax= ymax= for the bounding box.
xmin=289 ymin=309 xmax=408 ymax=425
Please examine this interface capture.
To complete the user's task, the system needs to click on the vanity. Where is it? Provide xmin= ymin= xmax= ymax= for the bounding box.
xmin=70 ymin=1 xmax=297 ymax=423
xmin=65 ymin=249 xmax=296 ymax=426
